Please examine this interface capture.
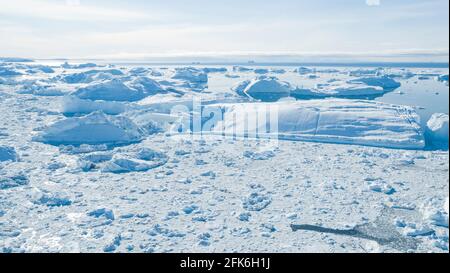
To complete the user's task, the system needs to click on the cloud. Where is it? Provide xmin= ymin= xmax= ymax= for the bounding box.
xmin=0 ymin=0 xmax=151 ymax=22
xmin=366 ymin=0 xmax=381 ymax=6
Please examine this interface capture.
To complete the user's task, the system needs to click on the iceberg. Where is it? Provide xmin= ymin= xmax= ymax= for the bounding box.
xmin=0 ymin=57 xmax=34 ymax=63
xmin=172 ymin=67 xmax=208 ymax=83
xmin=293 ymin=82 xmax=387 ymax=99
xmin=71 ymin=79 xmax=147 ymax=102
xmin=34 ymin=111 xmax=144 ymax=146
xmin=0 ymin=146 xmax=18 ymax=162
xmin=438 ymin=74 xmax=449 ymax=84
xmin=349 ymin=68 xmax=382 ymax=77
xmin=59 ymin=69 xmax=124 ymax=84
xmin=207 ymin=99 xmax=425 ymax=149
xmin=61 ymin=96 xmax=127 ymax=116
xmin=426 ymin=113 xmax=449 ymax=149
xmin=128 ymin=77 xmax=164 ymax=95
xmin=348 ymin=76 xmax=401 ymax=90
xmin=203 ymin=67 xmax=227 ymax=73
xmin=61 ymin=62 xmax=98 ymax=69
xmin=254 ymin=68 xmax=270 ymax=74
xmin=295 ymin=67 xmax=315 ymax=75
xmin=102 ymin=148 xmax=168 ymax=173
xmin=233 ymin=66 xmax=253 ymax=72
xmin=0 ymin=66 xmax=22 ymax=77
xmin=233 ymin=76 xmax=293 ymax=102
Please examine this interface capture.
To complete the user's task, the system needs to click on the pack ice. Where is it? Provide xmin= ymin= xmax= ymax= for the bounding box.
xmin=208 ymin=99 xmax=425 ymax=149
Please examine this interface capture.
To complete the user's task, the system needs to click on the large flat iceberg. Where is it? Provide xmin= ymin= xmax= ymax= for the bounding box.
xmin=207 ymin=99 xmax=425 ymax=149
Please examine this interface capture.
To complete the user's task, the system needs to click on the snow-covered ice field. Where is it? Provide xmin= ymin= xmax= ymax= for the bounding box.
xmin=0 ymin=60 xmax=448 ymax=253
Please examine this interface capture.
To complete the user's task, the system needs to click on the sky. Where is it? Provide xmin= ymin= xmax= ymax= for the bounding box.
xmin=0 ymin=0 xmax=448 ymax=62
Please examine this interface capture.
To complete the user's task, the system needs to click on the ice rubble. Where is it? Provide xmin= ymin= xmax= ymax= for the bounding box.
xmin=34 ymin=111 xmax=144 ymax=146
xmin=172 ymin=67 xmax=208 ymax=83
xmin=207 ymin=99 xmax=425 ymax=149
xmin=426 ymin=113 xmax=449 ymax=149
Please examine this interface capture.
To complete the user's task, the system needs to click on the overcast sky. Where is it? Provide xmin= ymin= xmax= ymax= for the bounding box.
xmin=0 ymin=0 xmax=448 ymax=62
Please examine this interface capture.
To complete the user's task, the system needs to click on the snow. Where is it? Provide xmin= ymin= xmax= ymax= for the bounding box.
xmin=33 ymin=111 xmax=144 ymax=146
xmin=210 ymin=99 xmax=425 ymax=149
xmin=426 ymin=113 xmax=449 ymax=149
